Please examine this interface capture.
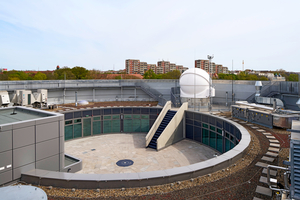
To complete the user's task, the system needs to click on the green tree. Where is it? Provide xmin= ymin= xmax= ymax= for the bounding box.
xmin=288 ymin=73 xmax=299 ymax=81
xmin=45 ymin=71 xmax=57 ymax=80
xmin=162 ymin=70 xmax=181 ymax=79
xmin=259 ymin=76 xmax=268 ymax=81
xmin=218 ymin=73 xmax=237 ymax=80
xmin=71 ymin=66 xmax=88 ymax=79
xmin=143 ymin=69 xmax=157 ymax=79
xmin=87 ymin=69 xmax=101 ymax=79
xmin=8 ymin=71 xmax=31 ymax=80
xmin=54 ymin=67 xmax=75 ymax=80
xmin=237 ymin=71 xmax=247 ymax=80
xmin=33 ymin=72 xmax=47 ymax=80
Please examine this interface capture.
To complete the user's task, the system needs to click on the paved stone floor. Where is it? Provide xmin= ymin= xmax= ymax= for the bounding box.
xmin=65 ymin=133 xmax=219 ymax=174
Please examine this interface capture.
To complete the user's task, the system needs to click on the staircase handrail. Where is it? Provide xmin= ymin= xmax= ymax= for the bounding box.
xmin=171 ymin=87 xmax=182 ymax=107
xmin=145 ymin=101 xmax=172 ymax=147
xmin=246 ymin=81 xmax=280 ymax=102
xmin=135 ymin=81 xmax=167 ymax=106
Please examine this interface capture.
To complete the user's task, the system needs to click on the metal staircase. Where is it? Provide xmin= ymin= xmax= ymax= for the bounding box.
xmin=135 ymin=81 xmax=167 ymax=106
xmin=147 ymin=110 xmax=177 ymax=149
xmin=246 ymin=81 xmax=280 ymax=103
xmin=171 ymin=87 xmax=182 ymax=107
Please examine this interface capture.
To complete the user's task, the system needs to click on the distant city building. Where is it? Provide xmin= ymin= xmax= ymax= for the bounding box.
xmin=195 ymin=59 xmax=228 ymax=74
xmin=147 ymin=64 xmax=156 ymax=73
xmin=126 ymin=59 xmax=188 ymax=75
xmin=157 ymin=61 xmax=170 ymax=74
xmin=139 ymin=62 xmax=148 ymax=75
xmin=0 ymin=68 xmax=7 ymax=72
xmin=125 ymin=59 xmax=140 ymax=74
xmin=257 ymin=71 xmax=286 ymax=81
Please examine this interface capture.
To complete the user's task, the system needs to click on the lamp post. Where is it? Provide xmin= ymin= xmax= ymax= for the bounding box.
xmin=207 ymin=55 xmax=214 ymax=112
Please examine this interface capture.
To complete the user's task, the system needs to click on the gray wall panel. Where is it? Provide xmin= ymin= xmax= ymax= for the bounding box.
xmin=12 ymin=121 xmax=35 ymax=129
xmin=60 ymin=152 xmax=64 ymax=170
xmin=0 ymin=151 xmax=12 ymax=173
xmin=35 ymin=116 xmax=59 ymax=125
xmin=36 ymin=155 xmax=59 ymax=171
xmin=0 ymin=124 xmax=12 ymax=132
xmin=0 ymin=130 xmax=12 ymax=153
xmin=165 ymin=119 xmax=184 ymax=148
xmin=13 ymin=145 xmax=35 ymax=168
xmin=60 ymin=136 xmax=64 ymax=153
xmin=59 ymin=120 xmax=64 ymax=137
xmin=36 ymin=138 xmax=59 ymax=161
xmin=13 ymin=163 xmax=35 ymax=180
xmin=0 ymin=170 xmax=12 ymax=185
xmin=36 ymin=121 xmax=59 ymax=142
xmin=13 ymin=126 xmax=35 ymax=149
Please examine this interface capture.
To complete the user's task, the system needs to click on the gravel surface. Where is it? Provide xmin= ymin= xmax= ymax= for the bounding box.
xmin=49 ymin=101 xmax=159 ymax=112
xmin=17 ymin=111 xmax=291 ymax=199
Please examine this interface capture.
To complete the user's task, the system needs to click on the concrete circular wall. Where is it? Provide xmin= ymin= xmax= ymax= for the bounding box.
xmin=21 ymin=108 xmax=250 ymax=189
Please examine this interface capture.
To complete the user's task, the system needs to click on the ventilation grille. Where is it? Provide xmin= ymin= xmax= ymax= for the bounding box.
xmin=291 ymin=139 xmax=300 ymax=199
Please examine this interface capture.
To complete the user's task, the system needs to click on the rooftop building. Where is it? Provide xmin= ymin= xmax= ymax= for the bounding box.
xmin=126 ymin=59 xmax=187 ymax=75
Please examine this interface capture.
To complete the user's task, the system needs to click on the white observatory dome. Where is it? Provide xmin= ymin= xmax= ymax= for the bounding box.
xmin=179 ymin=68 xmax=215 ymax=98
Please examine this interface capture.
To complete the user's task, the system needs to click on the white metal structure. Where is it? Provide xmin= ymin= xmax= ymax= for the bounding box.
xmin=11 ymin=89 xmax=48 ymax=107
xmin=0 ymin=91 xmax=10 ymax=106
xmin=179 ymin=68 xmax=215 ymax=98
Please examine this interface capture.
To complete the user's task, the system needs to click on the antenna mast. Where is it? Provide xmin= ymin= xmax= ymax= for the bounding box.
xmin=207 ymin=55 xmax=214 ymax=112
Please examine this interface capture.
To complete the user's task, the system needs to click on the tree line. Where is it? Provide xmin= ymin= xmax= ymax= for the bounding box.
xmin=0 ymin=67 xmax=141 ymax=81
xmin=0 ymin=67 xmax=298 ymax=81
xmin=217 ymin=70 xmax=299 ymax=81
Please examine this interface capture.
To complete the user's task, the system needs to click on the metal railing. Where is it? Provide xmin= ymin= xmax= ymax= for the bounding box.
xmin=280 ymin=82 xmax=299 ymax=95
xmin=246 ymin=81 xmax=280 ymax=103
xmin=135 ymin=81 xmax=167 ymax=106
xmin=267 ymin=165 xmax=290 ymax=199
xmin=170 ymin=87 xmax=181 ymax=107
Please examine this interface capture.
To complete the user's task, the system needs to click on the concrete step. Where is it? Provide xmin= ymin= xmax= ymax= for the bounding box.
xmin=261 ymin=156 xmax=275 ymax=162
xmin=270 ymin=143 xmax=280 ymax=148
xmin=257 ymin=129 xmax=266 ymax=132
xmin=262 ymin=168 xmax=277 ymax=176
xmin=251 ymin=126 xmax=259 ymax=129
xmin=253 ymin=197 xmax=263 ymax=200
xmin=259 ymin=176 xmax=277 ymax=184
xmin=268 ymin=147 xmax=280 ymax=152
xmin=269 ymin=139 xmax=279 ymax=143
xmin=255 ymin=185 xmax=272 ymax=197
xmin=256 ymin=162 xmax=269 ymax=168
xmin=266 ymin=151 xmax=278 ymax=157
xmin=266 ymin=135 xmax=276 ymax=139
xmin=262 ymin=132 xmax=272 ymax=136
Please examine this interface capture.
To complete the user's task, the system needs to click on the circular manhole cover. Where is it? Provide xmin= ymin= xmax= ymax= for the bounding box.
xmin=116 ymin=159 xmax=134 ymax=167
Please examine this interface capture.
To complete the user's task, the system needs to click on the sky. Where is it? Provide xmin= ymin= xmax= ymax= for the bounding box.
xmin=0 ymin=0 xmax=299 ymax=72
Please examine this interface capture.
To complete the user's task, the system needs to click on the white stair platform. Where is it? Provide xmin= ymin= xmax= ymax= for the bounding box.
xmin=268 ymin=147 xmax=280 ymax=152
xmin=269 ymin=143 xmax=280 ymax=148
xmin=266 ymin=151 xmax=278 ymax=157
xmin=269 ymin=139 xmax=279 ymax=143
xmin=266 ymin=135 xmax=276 ymax=139
xmin=256 ymin=162 xmax=269 ymax=168
xmin=262 ymin=168 xmax=277 ymax=176
xmin=261 ymin=156 xmax=275 ymax=162
xmin=259 ymin=176 xmax=277 ymax=184
xmin=255 ymin=186 xmax=272 ymax=197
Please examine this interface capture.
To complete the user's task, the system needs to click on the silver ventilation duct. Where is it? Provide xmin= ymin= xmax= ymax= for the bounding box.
xmin=255 ymin=81 xmax=262 ymax=97
xmin=296 ymin=98 xmax=300 ymax=109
